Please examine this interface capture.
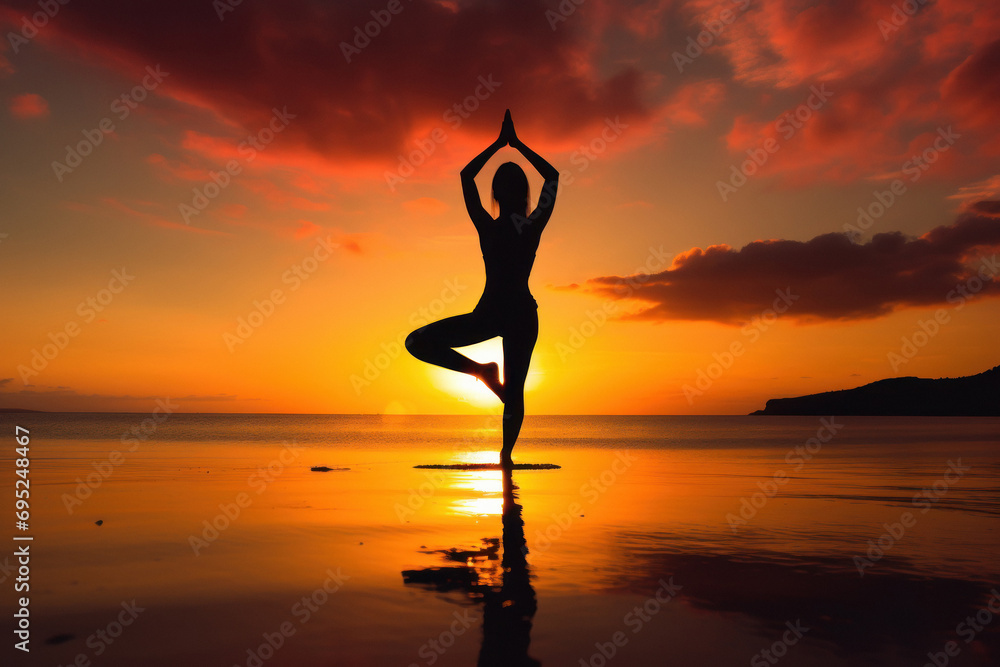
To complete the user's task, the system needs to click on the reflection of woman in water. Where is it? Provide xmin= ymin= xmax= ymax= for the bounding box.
xmin=402 ymin=468 xmax=540 ymax=666
xmin=477 ymin=467 xmax=540 ymax=666
xmin=406 ymin=110 xmax=558 ymax=466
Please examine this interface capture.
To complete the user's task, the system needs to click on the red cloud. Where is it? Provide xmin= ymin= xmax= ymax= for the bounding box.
xmin=705 ymin=0 xmax=1000 ymax=184
xmin=9 ymin=92 xmax=48 ymax=118
xmin=942 ymin=38 xmax=1000 ymax=130
xmin=569 ymin=207 xmax=1000 ymax=324
xmin=6 ymin=0 xmax=996 ymax=191
xmin=293 ymin=219 xmax=321 ymax=240
xmin=7 ymin=0 xmax=676 ymax=167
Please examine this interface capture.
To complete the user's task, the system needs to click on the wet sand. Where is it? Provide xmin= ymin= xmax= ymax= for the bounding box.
xmin=7 ymin=415 xmax=1000 ymax=666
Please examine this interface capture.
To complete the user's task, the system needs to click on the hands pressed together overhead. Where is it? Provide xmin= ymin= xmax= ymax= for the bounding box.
xmin=499 ymin=108 xmax=521 ymax=147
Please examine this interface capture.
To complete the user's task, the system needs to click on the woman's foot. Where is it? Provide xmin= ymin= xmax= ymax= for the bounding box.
xmin=500 ymin=446 xmax=514 ymax=468
xmin=477 ymin=362 xmax=505 ymax=402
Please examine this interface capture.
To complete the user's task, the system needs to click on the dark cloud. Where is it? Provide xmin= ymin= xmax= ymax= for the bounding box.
xmin=5 ymin=0 xmax=998 ymax=185
xmin=942 ymin=38 xmax=1000 ymax=129
xmin=568 ymin=208 xmax=1000 ymax=324
xmin=972 ymin=200 xmax=1000 ymax=216
xmin=5 ymin=0 xmax=663 ymax=161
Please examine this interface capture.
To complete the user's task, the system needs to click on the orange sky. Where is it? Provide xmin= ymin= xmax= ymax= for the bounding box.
xmin=1 ymin=0 xmax=999 ymax=414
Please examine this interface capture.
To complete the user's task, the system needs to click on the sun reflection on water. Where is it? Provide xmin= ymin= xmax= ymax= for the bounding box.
xmin=450 ymin=470 xmax=503 ymax=516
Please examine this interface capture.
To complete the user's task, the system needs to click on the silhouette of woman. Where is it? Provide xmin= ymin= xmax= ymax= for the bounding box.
xmin=405 ymin=110 xmax=558 ymax=466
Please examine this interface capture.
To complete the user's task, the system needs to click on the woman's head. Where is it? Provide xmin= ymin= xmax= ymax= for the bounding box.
xmin=492 ymin=162 xmax=530 ymax=217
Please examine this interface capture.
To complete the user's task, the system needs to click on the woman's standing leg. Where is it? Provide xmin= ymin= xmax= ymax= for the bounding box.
xmin=500 ymin=309 xmax=538 ymax=465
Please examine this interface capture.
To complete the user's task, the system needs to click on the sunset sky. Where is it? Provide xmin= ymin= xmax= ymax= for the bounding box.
xmin=1 ymin=0 xmax=998 ymax=415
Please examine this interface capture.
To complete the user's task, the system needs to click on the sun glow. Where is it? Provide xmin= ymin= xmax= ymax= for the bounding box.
xmin=428 ymin=367 xmax=502 ymax=408
xmin=426 ymin=338 xmax=543 ymax=407
xmin=456 ymin=450 xmax=501 ymax=464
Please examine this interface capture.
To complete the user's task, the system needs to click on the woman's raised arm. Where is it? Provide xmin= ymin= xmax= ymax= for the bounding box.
xmin=503 ymin=110 xmax=559 ymax=230
xmin=461 ymin=130 xmax=505 ymax=228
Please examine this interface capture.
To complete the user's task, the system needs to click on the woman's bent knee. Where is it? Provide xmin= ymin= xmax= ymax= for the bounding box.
xmin=404 ymin=329 xmax=424 ymax=356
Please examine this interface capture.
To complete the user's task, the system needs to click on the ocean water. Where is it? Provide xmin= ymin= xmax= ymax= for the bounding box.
xmin=3 ymin=413 xmax=999 ymax=666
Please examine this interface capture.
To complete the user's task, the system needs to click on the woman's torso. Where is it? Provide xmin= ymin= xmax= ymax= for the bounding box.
xmin=476 ymin=215 xmax=540 ymax=312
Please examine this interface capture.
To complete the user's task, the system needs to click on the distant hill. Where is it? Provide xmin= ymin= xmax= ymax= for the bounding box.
xmin=0 ymin=408 xmax=46 ymax=413
xmin=750 ymin=365 xmax=1000 ymax=416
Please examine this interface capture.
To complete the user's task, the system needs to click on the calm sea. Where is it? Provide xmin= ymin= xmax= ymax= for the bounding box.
xmin=3 ymin=413 xmax=999 ymax=666
xmin=15 ymin=411 xmax=1000 ymax=449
